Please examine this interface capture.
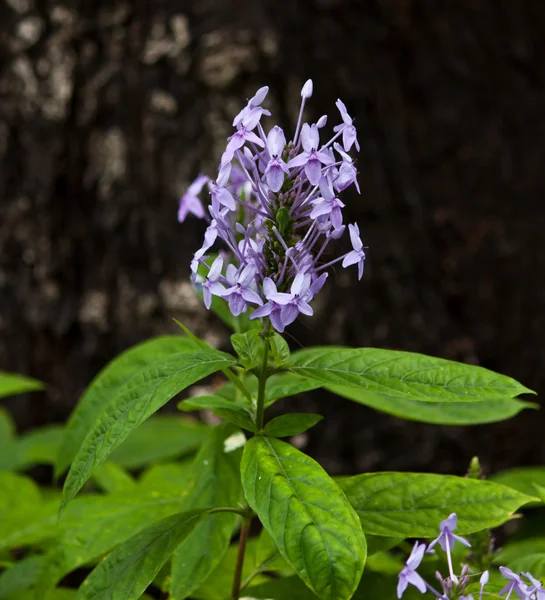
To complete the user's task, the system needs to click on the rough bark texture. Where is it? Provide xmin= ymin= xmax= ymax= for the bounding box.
xmin=1 ymin=0 xmax=544 ymax=475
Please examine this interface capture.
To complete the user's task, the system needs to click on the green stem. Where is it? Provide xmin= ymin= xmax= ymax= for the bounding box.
xmin=230 ymin=516 xmax=252 ymax=600
xmin=222 ymin=367 xmax=253 ymax=402
xmin=255 ymin=324 xmax=271 ymax=431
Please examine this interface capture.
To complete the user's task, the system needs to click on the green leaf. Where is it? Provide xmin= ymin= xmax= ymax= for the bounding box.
xmin=289 ymin=347 xmax=534 ymax=403
xmin=366 ymin=535 xmax=404 ymax=556
xmin=138 ymin=461 xmax=193 ymax=492
xmin=60 ymin=349 xmax=235 ymax=514
xmin=269 ymin=334 xmax=290 ymax=367
xmin=509 ymin=553 xmax=545 ymax=578
xmin=244 ymin=576 xmax=319 ymax=600
xmin=0 ymin=473 xmax=58 ymax=551
xmin=108 ymin=415 xmax=208 ymax=469
xmin=92 ymin=462 xmax=136 ymax=493
xmin=338 ymin=472 xmax=535 ymax=537
xmin=490 ymin=467 xmax=545 ymax=502
xmin=241 ymin=437 xmax=366 ymax=600
xmin=495 ymin=538 xmax=545 ymax=565
xmin=0 ymin=372 xmax=44 ymax=399
xmin=37 ymin=488 xmax=192 ymax=591
xmin=326 ymin=386 xmax=536 ymax=425
xmin=77 ymin=510 xmax=205 ymax=600
xmin=56 ymin=335 xmax=199 ymax=477
xmin=254 ymin=528 xmax=295 ymax=576
xmin=231 ymin=330 xmax=263 ymax=369
xmin=170 ymin=424 xmax=244 ymax=599
xmin=0 ymin=554 xmax=44 ymax=599
xmin=178 ymin=395 xmax=257 ymax=432
xmin=263 ymin=413 xmax=323 ymax=437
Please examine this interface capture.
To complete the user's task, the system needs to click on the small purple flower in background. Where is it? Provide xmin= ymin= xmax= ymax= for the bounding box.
xmin=397 ymin=542 xmax=427 ymax=598
xmin=178 ymin=174 xmax=209 ymax=222
xmin=499 ymin=567 xmax=530 ymax=600
xmin=178 ymin=79 xmax=365 ymax=332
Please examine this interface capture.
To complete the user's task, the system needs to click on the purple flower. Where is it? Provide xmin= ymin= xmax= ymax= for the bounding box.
xmin=224 ymin=115 xmax=265 ymax=163
xmin=287 ymin=123 xmax=333 ymax=185
xmin=233 ymin=86 xmax=271 ymax=128
xmin=310 ymin=179 xmax=345 ymax=228
xmin=333 ymin=142 xmax=360 ymax=193
xmin=217 ymin=263 xmax=263 ymax=316
xmin=202 ymin=256 xmax=226 ymax=309
xmin=267 ymin=272 xmax=313 ymax=328
xmin=525 ymin=572 xmax=545 ymax=600
xmin=210 ymin=163 xmax=236 ymax=211
xmin=251 ymin=278 xmax=286 ymax=332
xmin=180 ymin=80 xmax=366 ymax=329
xmin=342 ymin=223 xmax=366 ymax=280
xmin=428 ymin=514 xmax=470 ymax=584
xmin=178 ymin=174 xmax=209 ymax=222
xmin=397 ymin=542 xmax=427 ymax=598
xmin=264 ymin=126 xmax=289 ymax=192
xmin=499 ymin=567 xmax=530 ymax=600
xmin=428 ymin=514 xmax=471 ymax=553
xmin=333 ymin=99 xmax=360 ymax=152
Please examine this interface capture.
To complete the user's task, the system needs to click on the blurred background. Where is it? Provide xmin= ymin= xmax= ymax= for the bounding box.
xmin=1 ymin=0 xmax=544 ymax=477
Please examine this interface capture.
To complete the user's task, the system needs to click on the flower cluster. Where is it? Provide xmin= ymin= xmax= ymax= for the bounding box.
xmin=178 ymin=80 xmax=365 ymax=332
xmin=398 ymin=513 xmax=545 ymax=600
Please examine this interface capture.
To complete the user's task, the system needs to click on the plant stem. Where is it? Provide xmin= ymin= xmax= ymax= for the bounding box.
xmin=230 ymin=516 xmax=252 ymax=600
xmin=255 ymin=324 xmax=271 ymax=431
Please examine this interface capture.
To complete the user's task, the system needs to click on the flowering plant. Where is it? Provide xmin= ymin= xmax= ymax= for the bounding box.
xmin=0 ymin=81 xmax=542 ymax=600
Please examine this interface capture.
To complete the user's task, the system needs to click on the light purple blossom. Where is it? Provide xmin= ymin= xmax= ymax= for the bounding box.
xmin=224 ymin=116 xmax=265 ymax=163
xmin=217 ymin=263 xmax=263 ymax=316
xmin=310 ymin=179 xmax=345 ymax=228
xmin=342 ymin=223 xmax=366 ymax=280
xmin=179 ymin=80 xmax=367 ymax=332
xmin=210 ymin=163 xmax=236 ymax=211
xmin=251 ymin=278 xmax=286 ymax=333
xmin=233 ymin=86 xmax=271 ymax=128
xmin=333 ymin=98 xmax=360 ymax=152
xmin=267 ymin=272 xmax=314 ymax=328
xmin=499 ymin=567 xmax=530 ymax=600
xmin=397 ymin=542 xmax=427 ymax=598
xmin=428 ymin=513 xmax=470 ymax=585
xmin=333 ymin=142 xmax=360 ymax=193
xmin=178 ymin=174 xmax=209 ymax=222
xmin=288 ymin=123 xmax=333 ymax=185
xmin=202 ymin=256 xmax=225 ymax=309
xmin=525 ymin=572 xmax=545 ymax=600
xmin=265 ymin=126 xmax=289 ymax=192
